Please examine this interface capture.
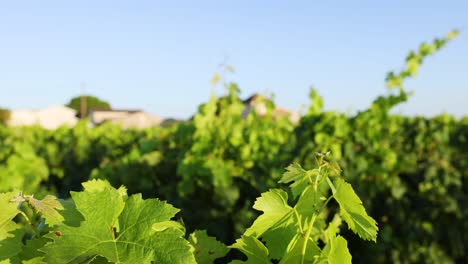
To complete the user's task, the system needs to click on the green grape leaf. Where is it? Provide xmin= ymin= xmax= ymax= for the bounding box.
xmin=244 ymin=189 xmax=298 ymax=260
xmin=42 ymin=180 xmax=196 ymax=264
xmin=58 ymin=199 xmax=84 ymax=227
xmin=18 ymin=237 xmax=48 ymax=263
xmin=189 ymin=230 xmax=229 ymax=264
xmin=152 ymin=221 xmax=184 ymax=233
xmin=229 ymin=236 xmax=271 ymax=264
xmin=279 ymin=163 xmax=306 ymax=183
xmin=22 ymin=257 xmax=46 ymax=264
xmin=279 ymin=163 xmax=316 ymax=198
xmin=0 ymin=192 xmax=21 ymax=229
xmin=318 ymin=235 xmax=351 ymax=264
xmin=279 ymin=233 xmax=321 ymax=264
xmin=25 ymin=195 xmax=64 ymax=226
xmin=82 ymin=179 xmax=127 ymax=199
xmin=262 ymin=185 xmax=325 ymax=260
xmin=261 ymin=215 xmax=296 ymax=260
xmin=151 ymin=228 xmax=196 ymax=264
xmin=244 ymin=189 xmax=292 ymax=238
xmin=332 ymin=179 xmax=378 ymax=241
xmin=0 ymin=222 xmax=24 ymax=262
xmin=295 ymin=185 xmax=325 ymax=218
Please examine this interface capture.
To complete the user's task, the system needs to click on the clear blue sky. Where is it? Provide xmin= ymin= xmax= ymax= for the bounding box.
xmin=1 ymin=1 xmax=467 ymax=118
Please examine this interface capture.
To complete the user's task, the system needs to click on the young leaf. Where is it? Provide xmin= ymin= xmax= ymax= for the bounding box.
xmin=266 ymin=185 xmax=327 ymax=260
xmin=245 ymin=187 xmax=323 ymax=260
xmin=332 ymin=178 xmax=378 ymax=241
xmin=278 ymin=163 xmax=316 ymax=198
xmin=244 ymin=189 xmax=292 ymax=238
xmin=189 ymin=230 xmax=229 ymax=264
xmin=279 ymin=163 xmax=306 ymax=183
xmin=230 ymin=236 xmax=272 ymax=264
xmin=25 ymin=195 xmax=64 ymax=226
xmin=318 ymin=235 xmax=351 ymax=264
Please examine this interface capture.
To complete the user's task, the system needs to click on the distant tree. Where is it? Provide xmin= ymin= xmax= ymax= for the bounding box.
xmin=66 ymin=95 xmax=111 ymax=118
xmin=0 ymin=108 xmax=10 ymax=125
xmin=160 ymin=118 xmax=184 ymax=127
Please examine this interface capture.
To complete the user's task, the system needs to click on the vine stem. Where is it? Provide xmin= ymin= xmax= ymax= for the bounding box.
xmin=326 ymin=177 xmax=337 ymax=194
xmin=321 ymin=195 xmax=333 ymax=211
xmin=19 ymin=211 xmax=32 ymax=224
xmin=293 ymin=208 xmax=304 ymax=235
xmin=299 ymin=156 xmax=332 ymax=263
xmin=19 ymin=209 xmax=40 ymax=239
xmin=301 ymin=213 xmax=317 ymax=264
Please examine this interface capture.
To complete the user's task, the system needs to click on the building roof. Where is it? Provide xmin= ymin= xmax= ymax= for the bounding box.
xmin=90 ymin=109 xmax=142 ymax=114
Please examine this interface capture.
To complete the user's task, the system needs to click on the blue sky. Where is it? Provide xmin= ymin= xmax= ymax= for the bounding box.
xmin=1 ymin=1 xmax=467 ymax=118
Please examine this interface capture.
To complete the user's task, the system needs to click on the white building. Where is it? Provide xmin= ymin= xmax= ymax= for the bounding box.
xmin=90 ymin=110 xmax=162 ymax=129
xmin=8 ymin=106 xmax=78 ymax=129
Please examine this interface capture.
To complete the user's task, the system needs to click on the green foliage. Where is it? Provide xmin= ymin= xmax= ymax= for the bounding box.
xmin=66 ymin=95 xmax=111 ymax=118
xmin=1 ymin=159 xmax=375 ymax=263
xmin=295 ymin=31 xmax=465 ymax=263
xmin=160 ymin=118 xmax=184 ymax=128
xmin=332 ymin=178 xmax=377 ymax=241
xmin=307 ymin=88 xmax=324 ymax=116
xmin=189 ymin=230 xmax=229 ymax=263
xmin=175 ymin=82 xmax=296 ymax=242
xmin=228 ymin=154 xmax=376 ymax=263
xmin=385 ymin=30 xmax=459 ymax=90
xmin=44 ymin=180 xmax=195 ymax=263
xmin=230 ymin=236 xmax=271 ymax=264
xmin=0 ymin=142 xmax=49 ymax=194
xmin=369 ymin=30 xmax=460 ymax=116
xmin=0 ymin=192 xmax=21 ymax=229
xmin=0 ymin=180 xmax=197 ymax=264
xmin=0 ymin=191 xmax=67 ymax=263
